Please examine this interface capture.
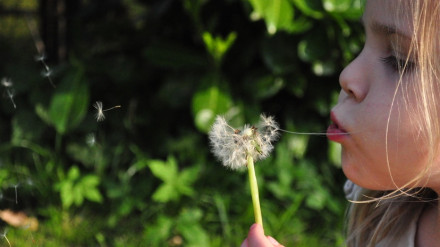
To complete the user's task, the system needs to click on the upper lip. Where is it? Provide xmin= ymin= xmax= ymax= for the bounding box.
xmin=330 ymin=111 xmax=346 ymax=132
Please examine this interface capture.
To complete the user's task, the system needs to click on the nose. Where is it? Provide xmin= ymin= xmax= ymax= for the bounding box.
xmin=339 ymin=50 xmax=369 ymax=102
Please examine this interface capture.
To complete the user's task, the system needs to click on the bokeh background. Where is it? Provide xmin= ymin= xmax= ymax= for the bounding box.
xmin=0 ymin=0 xmax=364 ymax=246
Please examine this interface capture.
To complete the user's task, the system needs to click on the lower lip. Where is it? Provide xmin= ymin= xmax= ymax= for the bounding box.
xmin=327 ymin=124 xmax=349 ymax=142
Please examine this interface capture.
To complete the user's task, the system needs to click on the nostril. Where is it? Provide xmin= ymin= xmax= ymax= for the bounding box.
xmin=348 ymin=89 xmax=355 ymax=97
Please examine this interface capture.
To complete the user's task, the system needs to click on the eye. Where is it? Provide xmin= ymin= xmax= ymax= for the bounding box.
xmin=380 ymin=55 xmax=416 ymax=73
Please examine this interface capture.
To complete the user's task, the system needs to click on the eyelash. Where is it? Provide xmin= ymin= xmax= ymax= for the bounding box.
xmin=380 ymin=55 xmax=416 ymax=73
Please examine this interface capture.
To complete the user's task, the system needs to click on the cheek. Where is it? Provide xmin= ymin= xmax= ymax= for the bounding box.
xmin=342 ymin=97 xmax=431 ymax=190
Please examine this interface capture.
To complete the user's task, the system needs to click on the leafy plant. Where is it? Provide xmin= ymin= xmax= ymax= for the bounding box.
xmin=148 ymin=156 xmax=200 ymax=203
xmin=56 ymin=166 xmax=103 ymax=209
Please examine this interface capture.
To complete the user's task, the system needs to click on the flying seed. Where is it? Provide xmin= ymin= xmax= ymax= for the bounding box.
xmin=93 ymin=101 xmax=121 ymax=122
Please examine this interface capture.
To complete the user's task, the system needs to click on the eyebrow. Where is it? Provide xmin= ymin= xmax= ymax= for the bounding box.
xmin=360 ymin=17 xmax=411 ymax=41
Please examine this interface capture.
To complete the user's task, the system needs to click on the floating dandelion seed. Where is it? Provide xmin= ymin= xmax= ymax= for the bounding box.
xmin=34 ymin=52 xmax=56 ymax=88
xmin=25 ymin=15 xmax=56 ymax=88
xmin=1 ymin=78 xmax=16 ymax=109
xmin=209 ymin=114 xmax=280 ymax=228
xmin=1 ymin=78 xmax=12 ymax=88
xmin=6 ymin=89 xmax=16 ymax=109
xmin=86 ymin=133 xmax=96 ymax=146
xmin=93 ymin=101 xmax=121 ymax=122
xmin=0 ymin=229 xmax=11 ymax=247
xmin=34 ymin=53 xmax=46 ymax=62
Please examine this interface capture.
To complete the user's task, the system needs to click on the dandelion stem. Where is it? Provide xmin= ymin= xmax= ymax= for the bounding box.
xmin=247 ymin=155 xmax=263 ymax=228
xmin=103 ymin=105 xmax=121 ymax=112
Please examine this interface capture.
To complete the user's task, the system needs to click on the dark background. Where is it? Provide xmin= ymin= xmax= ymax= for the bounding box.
xmin=0 ymin=0 xmax=364 ymax=246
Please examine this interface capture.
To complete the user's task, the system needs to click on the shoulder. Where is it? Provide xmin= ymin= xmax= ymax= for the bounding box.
xmin=415 ymin=202 xmax=440 ymax=247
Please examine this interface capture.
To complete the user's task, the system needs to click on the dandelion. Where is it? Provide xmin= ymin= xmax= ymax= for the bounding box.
xmin=93 ymin=101 xmax=121 ymax=122
xmin=209 ymin=114 xmax=279 ymax=170
xmin=209 ymin=114 xmax=280 ymax=228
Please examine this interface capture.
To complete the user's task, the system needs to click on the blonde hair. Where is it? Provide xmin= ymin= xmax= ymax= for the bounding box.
xmin=346 ymin=1 xmax=440 ymax=246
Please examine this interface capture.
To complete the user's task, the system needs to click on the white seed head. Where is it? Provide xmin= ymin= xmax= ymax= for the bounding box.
xmin=208 ymin=114 xmax=280 ymax=170
xmin=258 ymin=114 xmax=280 ymax=144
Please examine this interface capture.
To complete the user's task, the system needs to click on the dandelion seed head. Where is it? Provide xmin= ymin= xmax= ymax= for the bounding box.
xmin=209 ymin=115 xmax=279 ymax=170
xmin=258 ymin=114 xmax=280 ymax=143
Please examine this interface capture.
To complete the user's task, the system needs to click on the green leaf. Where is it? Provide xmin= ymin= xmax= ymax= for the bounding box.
xmin=328 ymin=140 xmax=341 ymax=167
xmin=192 ymin=85 xmax=233 ymax=133
xmin=143 ymin=216 xmax=173 ymax=245
xmin=176 ymin=165 xmax=200 ymax=196
xmin=81 ymin=175 xmax=100 ymax=187
xmin=60 ymin=182 xmax=74 ymax=208
xmin=57 ymin=166 xmax=103 ymax=208
xmin=73 ymin=184 xmax=84 ymax=206
xmin=177 ymin=165 xmax=200 ymax=187
xmin=202 ymin=32 xmax=237 ymax=65
xmin=248 ymin=0 xmax=295 ymax=34
xmin=291 ymin=0 xmax=324 ymax=19
xmin=11 ymin=109 xmax=44 ymax=145
xmin=47 ymin=68 xmax=90 ymax=135
xmin=68 ymin=166 xmax=80 ymax=181
xmin=297 ymin=32 xmax=329 ymax=63
xmin=149 ymin=157 xmax=200 ymax=203
xmin=35 ymin=103 xmax=51 ymax=126
xmin=323 ymin=0 xmax=364 ymax=19
xmin=84 ymin=188 xmax=103 ymax=203
xmin=287 ymin=135 xmax=309 ymax=159
xmin=306 ymin=188 xmax=328 ymax=210
xmin=148 ymin=156 xmax=177 ymax=182
xmin=177 ymin=208 xmax=209 ymax=247
xmin=152 ymin=183 xmax=178 ymax=202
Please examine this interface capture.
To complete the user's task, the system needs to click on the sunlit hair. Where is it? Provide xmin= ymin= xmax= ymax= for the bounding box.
xmin=346 ymin=1 xmax=440 ymax=246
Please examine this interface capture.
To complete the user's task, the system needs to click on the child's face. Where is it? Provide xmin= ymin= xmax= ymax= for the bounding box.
xmin=330 ymin=0 xmax=440 ymax=190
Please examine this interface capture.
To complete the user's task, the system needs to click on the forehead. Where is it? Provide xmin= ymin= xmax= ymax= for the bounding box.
xmin=364 ymin=0 xmax=414 ymax=37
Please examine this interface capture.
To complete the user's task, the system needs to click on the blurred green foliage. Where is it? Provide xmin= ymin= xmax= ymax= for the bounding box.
xmin=0 ymin=0 xmax=364 ymax=246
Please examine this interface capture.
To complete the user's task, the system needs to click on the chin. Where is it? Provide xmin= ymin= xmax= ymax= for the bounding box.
xmin=340 ymin=154 xmax=387 ymax=190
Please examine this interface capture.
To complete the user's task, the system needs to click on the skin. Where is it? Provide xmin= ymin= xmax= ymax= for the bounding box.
xmin=240 ymin=224 xmax=284 ymax=247
xmin=243 ymin=0 xmax=440 ymax=246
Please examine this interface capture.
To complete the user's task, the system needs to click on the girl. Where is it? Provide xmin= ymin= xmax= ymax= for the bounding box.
xmin=241 ymin=0 xmax=440 ymax=246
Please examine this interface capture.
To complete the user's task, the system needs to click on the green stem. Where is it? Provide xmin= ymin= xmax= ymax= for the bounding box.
xmin=247 ymin=155 xmax=263 ymax=228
